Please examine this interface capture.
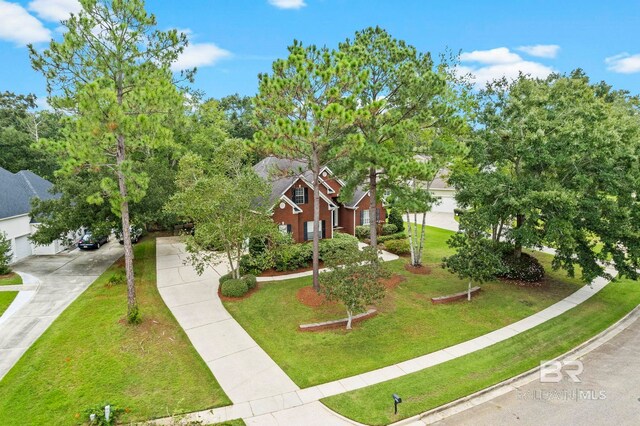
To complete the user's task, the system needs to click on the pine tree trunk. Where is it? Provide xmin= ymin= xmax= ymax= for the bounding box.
xmin=346 ymin=310 xmax=353 ymax=330
xmin=312 ymin=153 xmax=321 ymax=292
xmin=369 ymin=167 xmax=377 ymax=247
xmin=116 ymin=78 xmax=137 ymax=324
xmin=116 ymin=137 xmax=137 ymax=323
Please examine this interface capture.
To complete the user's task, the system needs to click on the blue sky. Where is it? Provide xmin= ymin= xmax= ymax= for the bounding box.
xmin=1 ymin=0 xmax=638 ymax=104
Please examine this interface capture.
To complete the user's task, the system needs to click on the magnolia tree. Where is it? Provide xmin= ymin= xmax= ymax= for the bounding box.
xmin=29 ymin=0 xmax=188 ymax=323
xmin=254 ymin=40 xmax=363 ymax=291
xmin=166 ymin=141 xmax=274 ymax=279
xmin=320 ymin=245 xmax=389 ymax=329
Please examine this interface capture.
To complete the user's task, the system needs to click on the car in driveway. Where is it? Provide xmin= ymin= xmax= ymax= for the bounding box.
xmin=77 ymin=232 xmax=109 ymax=250
xmin=116 ymin=226 xmax=143 ymax=244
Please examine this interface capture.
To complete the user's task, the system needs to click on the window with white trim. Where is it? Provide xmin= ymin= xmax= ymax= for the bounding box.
xmin=293 ymin=187 xmax=305 ymax=204
xmin=361 ymin=209 xmax=370 ymax=225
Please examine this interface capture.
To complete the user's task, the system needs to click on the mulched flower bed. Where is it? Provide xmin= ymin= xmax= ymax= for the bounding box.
xmin=380 ymin=274 xmax=406 ymax=290
xmin=297 ymin=286 xmax=332 ymax=307
xmin=404 ymin=263 xmax=432 ymax=275
xmin=260 ymin=262 xmax=325 ymax=277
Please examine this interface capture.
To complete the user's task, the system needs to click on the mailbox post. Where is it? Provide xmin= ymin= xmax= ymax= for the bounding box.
xmin=393 ymin=394 xmax=402 ymax=415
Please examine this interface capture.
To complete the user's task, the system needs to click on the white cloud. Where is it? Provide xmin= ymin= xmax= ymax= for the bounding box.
xmin=605 ymin=53 xmax=640 ymax=74
xmin=268 ymin=0 xmax=306 ymax=9
xmin=460 ymin=47 xmax=521 ymax=64
xmin=459 ymin=47 xmax=555 ymax=88
xmin=0 ymin=0 xmax=51 ymax=45
xmin=28 ymin=0 xmax=81 ymax=22
xmin=172 ymin=43 xmax=231 ymax=71
xmin=516 ymin=44 xmax=560 ymax=58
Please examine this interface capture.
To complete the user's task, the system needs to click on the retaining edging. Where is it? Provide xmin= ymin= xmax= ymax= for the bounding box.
xmin=299 ymin=309 xmax=377 ymax=331
xmin=431 ymin=287 xmax=481 ymax=304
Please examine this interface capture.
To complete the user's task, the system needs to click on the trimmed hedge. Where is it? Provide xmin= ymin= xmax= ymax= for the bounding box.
xmin=319 ymin=233 xmax=359 ymax=261
xmin=378 ymin=232 xmax=406 ymax=243
xmin=387 ymin=208 xmax=405 ymax=232
xmin=381 ymin=224 xmax=398 ymax=236
xmin=219 ymin=272 xmax=234 ymax=284
xmin=355 ymin=225 xmax=370 ymax=240
xmin=383 ymin=238 xmax=411 ymax=255
xmin=242 ymin=274 xmax=257 ymax=290
xmin=221 ymin=279 xmax=249 ymax=297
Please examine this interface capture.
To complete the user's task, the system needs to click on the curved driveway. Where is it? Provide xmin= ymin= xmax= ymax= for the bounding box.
xmin=0 ymin=242 xmax=122 ymax=380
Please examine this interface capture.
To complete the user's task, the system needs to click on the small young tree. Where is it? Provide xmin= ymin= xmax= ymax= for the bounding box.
xmin=443 ymin=215 xmax=504 ymax=300
xmin=0 ymin=232 xmax=12 ymax=275
xmin=320 ymin=245 xmax=389 ymax=329
xmin=166 ymin=140 xmax=275 ymax=279
xmin=387 ymin=208 xmax=404 ymax=233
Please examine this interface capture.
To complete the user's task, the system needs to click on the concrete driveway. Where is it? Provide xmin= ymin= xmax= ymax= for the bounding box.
xmin=0 ymin=241 xmax=122 ymax=380
xmin=438 ymin=315 xmax=640 ymax=425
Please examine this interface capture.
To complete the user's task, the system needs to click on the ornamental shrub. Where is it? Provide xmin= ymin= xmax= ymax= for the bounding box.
xmin=383 ymin=238 xmax=411 ymax=255
xmin=221 ymin=279 xmax=249 ymax=297
xmin=499 ymin=252 xmax=545 ymax=282
xmin=239 ymin=252 xmax=273 ymax=275
xmin=387 ymin=208 xmax=404 ymax=232
xmin=242 ymin=274 xmax=257 ymax=290
xmin=0 ymin=232 xmax=12 ymax=275
xmin=378 ymin=232 xmax=406 ymax=243
xmin=355 ymin=225 xmax=369 ymax=240
xmin=381 ymin=223 xmax=398 ymax=235
xmin=219 ymin=272 xmax=234 ymax=284
xmin=272 ymin=242 xmax=312 ymax=271
xmin=319 ymin=233 xmax=359 ymax=261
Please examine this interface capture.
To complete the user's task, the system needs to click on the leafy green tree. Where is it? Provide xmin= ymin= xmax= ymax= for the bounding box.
xmin=219 ymin=94 xmax=257 ymax=140
xmin=320 ymin=245 xmax=389 ymax=329
xmin=0 ymin=232 xmax=12 ymax=275
xmin=0 ymin=91 xmax=60 ymax=178
xmin=254 ymin=40 xmax=363 ymax=291
xmin=29 ymin=0 xmax=188 ymax=323
xmin=451 ymin=71 xmax=640 ymax=282
xmin=443 ymin=215 xmax=504 ymax=300
xmin=166 ymin=141 xmax=275 ymax=279
xmin=337 ymin=27 xmax=466 ymax=247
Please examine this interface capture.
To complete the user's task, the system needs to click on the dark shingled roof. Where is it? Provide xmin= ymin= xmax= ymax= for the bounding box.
xmin=0 ymin=167 xmax=58 ymax=220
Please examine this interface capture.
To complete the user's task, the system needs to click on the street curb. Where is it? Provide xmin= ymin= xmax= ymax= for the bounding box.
xmin=388 ymin=304 xmax=640 ymax=425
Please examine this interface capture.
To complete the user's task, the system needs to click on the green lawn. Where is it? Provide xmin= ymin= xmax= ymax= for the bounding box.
xmin=0 ymin=272 xmax=22 ymax=286
xmin=0 ymin=291 xmax=18 ymax=316
xmin=322 ymin=276 xmax=640 ymax=425
xmin=223 ymin=226 xmax=585 ymax=387
xmin=0 ymin=236 xmax=230 ymax=425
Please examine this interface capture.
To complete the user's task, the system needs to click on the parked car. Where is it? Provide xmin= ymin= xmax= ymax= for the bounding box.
xmin=117 ymin=226 xmax=144 ymax=244
xmin=77 ymin=232 xmax=109 ymax=250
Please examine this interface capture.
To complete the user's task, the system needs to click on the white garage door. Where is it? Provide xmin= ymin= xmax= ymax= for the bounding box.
xmin=432 ymin=195 xmax=458 ymax=213
xmin=13 ymin=235 xmax=32 ymax=261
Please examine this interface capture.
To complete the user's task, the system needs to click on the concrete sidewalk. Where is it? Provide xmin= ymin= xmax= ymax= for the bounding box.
xmin=155 ymin=236 xmax=613 ymax=425
xmin=0 ymin=242 xmax=123 ymax=380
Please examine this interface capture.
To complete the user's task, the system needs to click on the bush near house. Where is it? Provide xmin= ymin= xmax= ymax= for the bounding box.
xmin=499 ymin=252 xmax=545 ymax=282
xmin=243 ymin=274 xmax=257 ymax=290
xmin=355 ymin=225 xmax=370 ymax=240
xmin=240 ymin=233 xmax=360 ymax=275
xmin=383 ymin=238 xmax=411 ymax=255
xmin=221 ymin=279 xmax=249 ymax=297
xmin=0 ymin=232 xmax=12 ymax=275
xmin=381 ymin=224 xmax=398 ymax=235
xmin=378 ymin=232 xmax=406 ymax=243
xmin=387 ymin=208 xmax=405 ymax=233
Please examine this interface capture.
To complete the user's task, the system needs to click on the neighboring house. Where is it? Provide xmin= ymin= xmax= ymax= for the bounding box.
xmin=414 ymin=155 xmax=458 ymax=214
xmin=0 ymin=167 xmax=67 ymax=263
xmin=429 ymin=169 xmax=457 ymax=213
xmin=254 ymin=156 xmax=386 ymax=243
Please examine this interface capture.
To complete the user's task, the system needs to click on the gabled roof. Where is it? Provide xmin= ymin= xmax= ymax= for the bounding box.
xmin=0 ymin=167 xmax=58 ymax=220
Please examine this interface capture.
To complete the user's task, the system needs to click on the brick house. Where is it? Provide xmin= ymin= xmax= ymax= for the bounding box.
xmin=254 ymin=157 xmax=386 ymax=243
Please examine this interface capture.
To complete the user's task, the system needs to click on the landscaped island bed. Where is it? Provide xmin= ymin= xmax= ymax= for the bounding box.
xmin=322 ymin=275 xmax=640 ymax=425
xmin=0 ymin=291 xmax=18 ymax=316
xmin=0 ymin=237 xmax=230 ymax=425
xmin=223 ymin=226 xmax=585 ymax=388
xmin=0 ymin=272 xmax=22 ymax=286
